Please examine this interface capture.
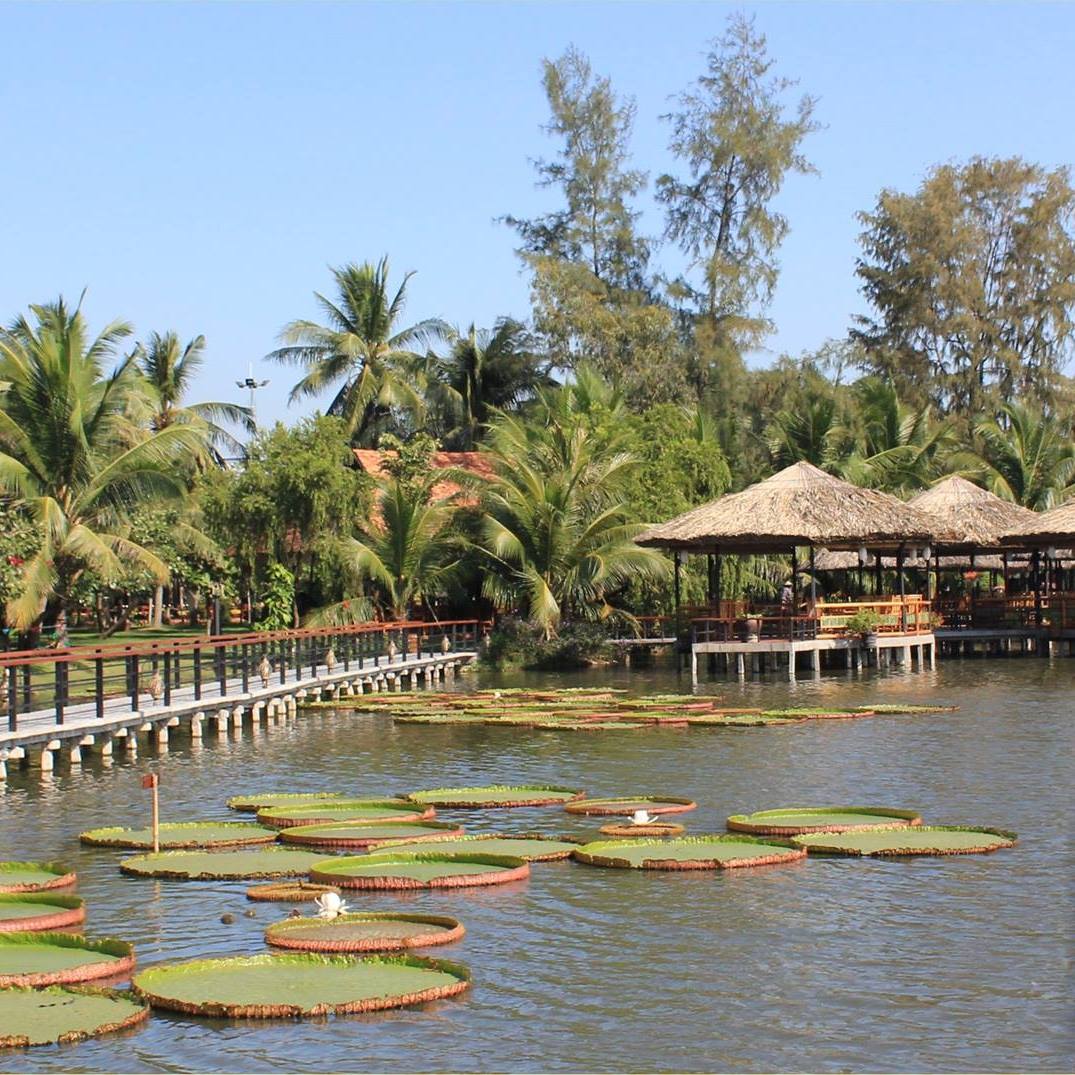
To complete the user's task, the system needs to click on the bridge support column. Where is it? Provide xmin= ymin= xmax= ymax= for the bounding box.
xmin=231 ymin=707 xmax=244 ymax=735
xmin=215 ymin=710 xmax=229 ymax=737
xmin=190 ymin=713 xmax=203 ymax=740
xmin=37 ymin=742 xmax=58 ymax=773
xmin=0 ymin=756 xmax=6 ymax=781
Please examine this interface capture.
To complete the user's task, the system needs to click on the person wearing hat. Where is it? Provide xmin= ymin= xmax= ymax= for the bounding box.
xmin=780 ymin=579 xmax=794 ymax=611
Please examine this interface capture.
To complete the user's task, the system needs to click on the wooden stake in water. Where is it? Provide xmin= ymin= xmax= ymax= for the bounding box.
xmin=142 ymin=773 xmax=160 ymax=853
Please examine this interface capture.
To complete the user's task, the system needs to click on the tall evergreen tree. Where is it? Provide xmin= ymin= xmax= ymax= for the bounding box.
xmin=853 ymin=157 xmax=1075 ymax=418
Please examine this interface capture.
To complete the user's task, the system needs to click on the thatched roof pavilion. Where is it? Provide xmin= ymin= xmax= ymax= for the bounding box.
xmin=1001 ymin=499 xmax=1075 ymax=547
xmin=907 ymin=476 xmax=1037 ymax=553
xmin=636 ymin=461 xmax=937 ymax=554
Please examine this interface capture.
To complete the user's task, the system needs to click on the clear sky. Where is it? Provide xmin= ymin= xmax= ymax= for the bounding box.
xmin=2 ymin=1 xmax=1072 ymax=432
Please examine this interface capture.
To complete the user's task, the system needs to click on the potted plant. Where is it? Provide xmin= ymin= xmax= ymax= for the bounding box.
xmin=844 ymin=609 xmax=881 ymax=645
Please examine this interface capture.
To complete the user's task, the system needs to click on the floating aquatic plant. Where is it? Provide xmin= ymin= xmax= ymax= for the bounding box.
xmin=264 ymin=912 xmax=464 ymax=953
xmin=791 ymin=825 xmax=1017 ymax=856
xmin=0 ymin=895 xmax=85 ymax=934
xmin=0 ymin=985 xmax=148 ymax=1048
xmin=726 ymin=806 xmax=923 ymax=836
xmin=310 ymin=851 xmax=530 ymax=890
xmin=573 ymin=835 xmax=806 ymax=870
xmin=404 ymin=785 xmax=584 ymax=808
xmin=0 ymin=862 xmax=76 ymax=895
xmin=0 ymin=933 xmax=135 ymax=987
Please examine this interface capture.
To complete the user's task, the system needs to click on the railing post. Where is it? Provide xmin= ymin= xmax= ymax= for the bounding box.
xmin=95 ymin=659 xmax=105 ymax=720
xmin=279 ymin=638 xmax=287 ymax=684
xmin=163 ymin=652 xmax=172 ymax=705
xmin=130 ymin=655 xmax=140 ymax=711
xmin=193 ymin=645 xmax=202 ymax=701
xmin=21 ymin=665 xmax=30 ymax=708
xmin=8 ymin=666 xmax=18 ymax=731
xmin=217 ymin=643 xmax=227 ymax=697
xmin=241 ymin=643 xmax=249 ymax=693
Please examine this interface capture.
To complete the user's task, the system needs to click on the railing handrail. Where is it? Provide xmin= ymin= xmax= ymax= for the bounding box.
xmin=0 ymin=619 xmax=488 ymax=669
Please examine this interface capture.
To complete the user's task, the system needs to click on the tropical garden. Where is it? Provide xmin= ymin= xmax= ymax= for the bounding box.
xmin=0 ymin=15 xmax=1072 ymax=659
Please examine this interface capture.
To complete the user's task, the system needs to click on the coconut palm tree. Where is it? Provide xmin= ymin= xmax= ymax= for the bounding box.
xmin=953 ymin=401 xmax=1075 ymax=509
xmin=136 ymin=331 xmax=254 ymax=456
xmin=269 ymin=259 xmax=449 ymax=445
xmin=834 ymin=378 xmax=953 ymax=494
xmin=766 ymin=392 xmax=842 ymax=470
xmin=427 ymin=319 xmax=551 ymax=448
xmin=321 ymin=474 xmax=462 ymax=623
xmin=478 ymin=398 xmax=668 ymax=638
xmin=0 ymin=296 xmax=209 ymax=633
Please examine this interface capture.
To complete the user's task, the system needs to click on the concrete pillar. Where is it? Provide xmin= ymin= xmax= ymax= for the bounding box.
xmin=37 ymin=744 xmax=57 ymax=772
xmin=66 ymin=742 xmax=82 ymax=766
xmin=155 ymin=724 xmax=169 ymax=746
xmin=810 ymin=648 xmax=821 ymax=675
xmin=0 ymin=757 xmax=6 ymax=781
xmin=690 ymin=648 xmax=698 ymax=682
xmin=190 ymin=713 xmax=203 ymax=740
xmin=215 ymin=710 xmax=229 ymax=737
xmin=736 ymin=653 xmax=745 ymax=678
xmin=230 ymin=707 xmax=244 ymax=735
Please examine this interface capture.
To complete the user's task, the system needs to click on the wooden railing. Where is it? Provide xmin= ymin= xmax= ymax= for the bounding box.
xmin=690 ymin=596 xmax=932 ymax=645
xmin=0 ymin=620 xmax=487 ymax=732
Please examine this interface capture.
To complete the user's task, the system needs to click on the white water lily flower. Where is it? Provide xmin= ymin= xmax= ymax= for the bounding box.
xmin=630 ymin=810 xmax=657 ymax=826
xmin=314 ymin=892 xmax=348 ymax=919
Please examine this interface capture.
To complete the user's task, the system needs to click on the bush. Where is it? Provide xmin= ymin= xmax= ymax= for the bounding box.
xmin=482 ymin=617 xmax=617 ymax=670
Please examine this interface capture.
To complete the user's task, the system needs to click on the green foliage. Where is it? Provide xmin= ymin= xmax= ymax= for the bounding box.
xmin=657 ymin=13 xmax=819 ymax=334
xmin=0 ymin=502 xmax=40 ymax=625
xmin=269 ymin=259 xmax=448 ymax=445
xmin=477 ymin=370 xmax=669 ymax=636
xmin=257 ymin=562 xmax=295 ymax=629
xmin=854 ymin=156 xmax=1075 ymax=418
xmin=482 ymin=617 xmax=615 ymax=669
xmin=0 ymin=296 xmax=209 ymax=629
xmin=952 ymin=401 xmax=1075 ymax=509
xmin=843 ymin=609 xmax=881 ymax=636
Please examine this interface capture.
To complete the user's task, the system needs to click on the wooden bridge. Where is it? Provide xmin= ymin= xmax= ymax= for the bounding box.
xmin=0 ymin=620 xmax=484 ymax=780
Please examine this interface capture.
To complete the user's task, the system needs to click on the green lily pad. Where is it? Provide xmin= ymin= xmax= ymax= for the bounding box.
xmin=0 ymin=862 xmax=76 ymax=894
xmin=257 ymin=799 xmax=433 ymax=829
xmin=280 ymin=821 xmax=465 ymax=851
xmin=573 ymin=835 xmax=805 ymax=870
xmin=226 ymin=791 xmax=347 ymax=813
xmin=727 ymin=806 xmax=923 ymax=835
xmin=311 ymin=851 xmax=530 ymax=889
xmin=0 ymin=895 xmax=85 ymax=933
xmin=245 ymin=882 xmax=339 ymax=902
xmin=265 ymin=913 xmax=464 ymax=953
xmin=598 ymin=822 xmax=685 ymax=838
xmin=376 ymin=834 xmax=580 ymax=861
xmin=854 ymin=704 xmax=959 ymax=714
xmin=564 ymin=795 xmax=697 ymax=816
xmin=132 ymin=952 xmax=470 ymax=1018
xmin=80 ymin=821 xmax=278 ymax=849
xmin=0 ymin=985 xmax=149 ymax=1048
xmin=405 ymin=785 xmax=584 ymax=808
xmin=792 ymin=825 xmax=1017 ymax=856
xmin=0 ymin=933 xmax=135 ymax=987
xmin=119 ymin=848 xmax=329 ymax=881
xmin=759 ymin=708 xmax=863 ymax=720
xmin=393 ymin=714 xmax=489 ymax=725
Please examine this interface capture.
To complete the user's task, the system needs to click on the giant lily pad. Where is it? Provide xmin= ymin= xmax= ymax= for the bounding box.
xmin=573 ymin=835 xmax=805 ymax=870
xmin=245 ymin=882 xmax=339 ymax=903
xmin=311 ymin=851 xmax=530 ymax=889
xmin=226 ymin=791 xmax=347 ymax=813
xmin=727 ymin=806 xmax=923 ymax=836
xmin=0 ymin=933 xmax=135 ymax=987
xmin=132 ymin=952 xmax=470 ymax=1018
xmin=564 ymin=795 xmax=697 ymax=817
xmin=854 ymin=703 xmax=958 ymax=714
xmin=0 ymin=862 xmax=76 ymax=894
xmin=759 ymin=708 xmax=866 ymax=720
xmin=265 ymin=913 xmax=464 ymax=953
xmin=0 ymin=895 xmax=85 ymax=933
xmin=792 ymin=825 xmax=1017 ymax=856
xmin=405 ymin=785 xmax=584 ymax=808
xmin=0 ymin=985 xmax=148 ymax=1048
xmin=393 ymin=714 xmax=489 ymax=725
xmin=280 ymin=820 xmax=465 ymax=851
xmin=80 ymin=821 xmax=278 ymax=850
xmin=598 ymin=822 xmax=685 ymax=838
xmin=119 ymin=848 xmax=329 ymax=881
xmin=376 ymin=834 xmax=580 ymax=861
xmin=257 ymin=799 xmax=433 ymax=829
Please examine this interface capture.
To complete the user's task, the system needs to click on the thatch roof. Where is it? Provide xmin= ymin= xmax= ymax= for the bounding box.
xmin=907 ymin=475 xmax=1037 ymax=552
xmin=1001 ymin=498 xmax=1075 ymax=546
xmin=812 ymin=549 xmax=1005 ymax=572
xmin=636 ymin=461 xmax=937 ymax=554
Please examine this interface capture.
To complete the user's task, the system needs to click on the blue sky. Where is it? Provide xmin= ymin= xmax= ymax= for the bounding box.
xmin=2 ymin=1 xmax=1072 ymax=432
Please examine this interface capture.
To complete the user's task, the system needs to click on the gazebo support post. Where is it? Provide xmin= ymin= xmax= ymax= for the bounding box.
xmin=874 ymin=551 xmax=883 ymax=598
xmin=809 ymin=546 xmax=817 ymax=607
xmin=715 ymin=550 xmax=722 ymax=616
xmin=1032 ymin=550 xmax=1042 ymax=627
xmin=897 ymin=545 xmax=906 ymax=631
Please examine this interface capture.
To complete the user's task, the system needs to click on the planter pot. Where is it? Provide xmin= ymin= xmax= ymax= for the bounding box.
xmin=863 ymin=631 xmax=878 ymax=646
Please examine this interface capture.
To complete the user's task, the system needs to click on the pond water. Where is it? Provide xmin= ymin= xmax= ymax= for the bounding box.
xmin=1 ymin=658 xmax=1072 ymax=1073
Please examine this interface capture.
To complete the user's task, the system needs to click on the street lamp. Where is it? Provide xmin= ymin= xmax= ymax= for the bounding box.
xmin=236 ymin=363 xmax=270 ymax=427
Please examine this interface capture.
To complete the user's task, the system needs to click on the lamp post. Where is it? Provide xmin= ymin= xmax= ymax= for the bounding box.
xmin=236 ymin=363 xmax=270 ymax=428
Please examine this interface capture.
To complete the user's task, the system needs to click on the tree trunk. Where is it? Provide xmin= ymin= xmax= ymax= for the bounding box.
xmin=152 ymin=585 xmax=164 ymax=628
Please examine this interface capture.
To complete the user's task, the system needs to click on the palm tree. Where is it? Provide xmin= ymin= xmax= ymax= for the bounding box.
xmin=0 ymin=296 xmax=208 ymax=633
xmin=428 ymin=319 xmax=550 ymax=448
xmin=766 ymin=393 xmax=842 ymax=470
xmin=478 ymin=399 xmax=668 ymax=638
xmin=835 ymin=378 xmax=953 ymax=494
xmin=269 ymin=259 xmax=449 ymax=445
xmin=953 ymin=401 xmax=1075 ymax=509
xmin=137 ymin=331 xmax=254 ymax=456
xmin=321 ymin=474 xmax=462 ymax=622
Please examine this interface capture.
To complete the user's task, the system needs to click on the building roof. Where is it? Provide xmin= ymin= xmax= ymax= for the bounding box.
xmin=907 ymin=475 xmax=1038 ymax=552
xmin=1000 ymin=498 xmax=1075 ymax=546
xmin=352 ymin=449 xmax=495 ymax=505
xmin=636 ymin=461 xmax=937 ymax=554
